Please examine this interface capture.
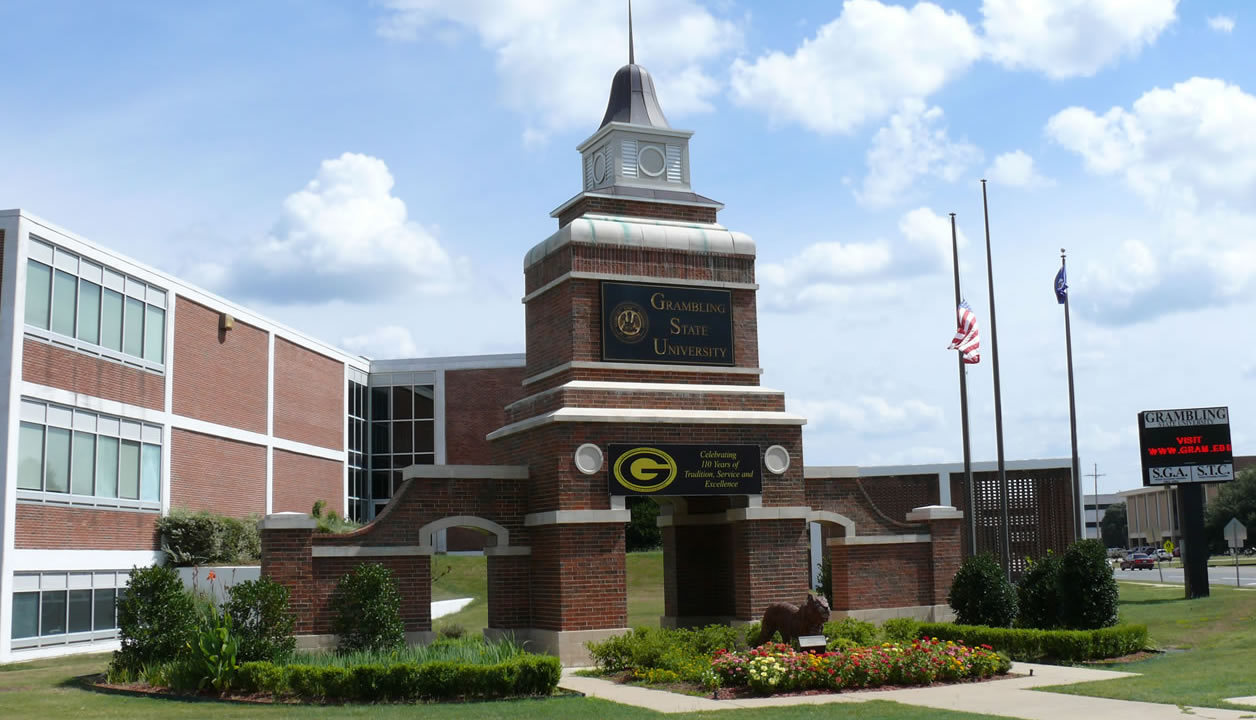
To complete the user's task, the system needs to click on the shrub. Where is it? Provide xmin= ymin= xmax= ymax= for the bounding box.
xmin=948 ymin=553 xmax=1017 ymax=627
xmin=823 ymin=617 xmax=877 ymax=646
xmin=586 ymin=625 xmax=743 ymax=683
xmin=225 ymin=576 xmax=296 ymax=662
xmin=186 ymin=606 xmax=240 ymax=691
xmin=1057 ymin=539 xmax=1119 ymax=630
xmin=1016 ymin=551 xmax=1062 ymax=630
xmin=111 ymin=564 xmax=198 ymax=673
xmin=311 ymin=499 xmax=360 ymax=534
xmin=235 ymin=655 xmax=560 ymax=701
xmin=331 ymin=563 xmax=405 ymax=653
xmin=817 ymin=555 xmax=833 ymax=607
xmin=917 ymin=622 xmax=1148 ymax=663
xmin=880 ymin=618 xmax=922 ymax=644
xmin=157 ymin=509 xmax=260 ymax=566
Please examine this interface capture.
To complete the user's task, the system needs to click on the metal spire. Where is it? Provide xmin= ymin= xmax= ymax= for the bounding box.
xmin=628 ymin=0 xmax=635 ymax=65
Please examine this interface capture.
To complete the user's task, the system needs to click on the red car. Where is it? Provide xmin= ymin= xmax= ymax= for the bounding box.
xmin=1121 ymin=553 xmax=1155 ymax=570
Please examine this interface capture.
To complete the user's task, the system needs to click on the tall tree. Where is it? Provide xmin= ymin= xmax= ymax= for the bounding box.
xmin=1205 ymin=468 xmax=1256 ymax=553
xmin=1100 ymin=503 xmax=1128 ymax=548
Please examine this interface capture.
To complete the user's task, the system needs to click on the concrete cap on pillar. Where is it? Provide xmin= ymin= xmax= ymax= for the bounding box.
xmin=906 ymin=505 xmax=964 ymax=522
xmin=258 ymin=512 xmax=318 ymax=530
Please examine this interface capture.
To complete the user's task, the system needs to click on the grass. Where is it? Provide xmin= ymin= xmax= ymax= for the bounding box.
xmin=1041 ymin=582 xmax=1256 ymax=710
xmin=430 ymin=551 xmax=666 ymax=637
xmin=0 ymin=652 xmax=1012 ymax=719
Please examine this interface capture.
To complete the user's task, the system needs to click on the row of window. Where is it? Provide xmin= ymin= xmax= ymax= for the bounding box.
xmin=11 ymin=571 xmax=128 ymax=648
xmin=17 ymin=400 xmax=162 ymax=504
xmin=24 ymin=237 xmax=167 ymax=369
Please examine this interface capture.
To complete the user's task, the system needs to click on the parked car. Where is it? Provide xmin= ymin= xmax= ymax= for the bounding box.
xmin=1154 ymin=549 xmax=1171 ymax=561
xmin=1121 ymin=553 xmax=1155 ymax=570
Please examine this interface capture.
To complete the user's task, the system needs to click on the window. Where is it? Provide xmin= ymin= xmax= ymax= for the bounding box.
xmin=23 ymin=237 xmax=167 ymax=371
xmin=10 ymin=571 xmax=128 ymax=650
xmin=366 ymin=378 xmax=436 ymax=519
xmin=17 ymin=399 xmax=162 ymax=508
xmin=347 ymin=376 xmax=369 ymax=523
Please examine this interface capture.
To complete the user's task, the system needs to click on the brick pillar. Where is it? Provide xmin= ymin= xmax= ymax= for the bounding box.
xmin=486 ymin=551 xmax=531 ymax=629
xmin=258 ymin=513 xmax=316 ymax=635
xmin=906 ymin=505 xmax=965 ymax=608
xmin=730 ymin=515 xmax=809 ymax=621
xmin=827 ymin=541 xmax=853 ymax=613
xmin=530 ymin=524 xmax=626 ymax=631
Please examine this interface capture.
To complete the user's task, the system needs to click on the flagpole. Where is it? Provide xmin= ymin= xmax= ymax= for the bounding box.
xmin=1062 ymin=249 xmax=1083 ymax=540
xmin=981 ymin=180 xmax=1012 ymax=578
xmin=950 ymin=213 xmax=977 ymax=555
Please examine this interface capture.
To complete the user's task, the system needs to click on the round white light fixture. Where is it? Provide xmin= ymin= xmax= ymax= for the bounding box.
xmin=764 ymin=445 xmax=791 ymax=475
xmin=574 ymin=443 xmax=604 ymax=475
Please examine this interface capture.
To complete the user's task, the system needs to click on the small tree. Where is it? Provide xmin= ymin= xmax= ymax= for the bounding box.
xmin=1057 ymin=539 xmax=1119 ymax=629
xmin=111 ymin=564 xmax=197 ymax=672
xmin=1016 ymin=550 xmax=1062 ymax=629
xmin=625 ymin=497 xmax=662 ymax=551
xmin=225 ymin=576 xmax=296 ymax=662
xmin=1100 ymin=503 xmax=1128 ymax=549
xmin=331 ymin=563 xmax=405 ymax=653
xmin=1205 ymin=468 xmax=1256 ymax=552
xmin=948 ymin=553 xmax=1017 ymax=627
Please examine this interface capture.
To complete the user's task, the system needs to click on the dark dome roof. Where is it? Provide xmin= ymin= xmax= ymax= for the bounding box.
xmin=598 ymin=63 xmax=670 ymax=129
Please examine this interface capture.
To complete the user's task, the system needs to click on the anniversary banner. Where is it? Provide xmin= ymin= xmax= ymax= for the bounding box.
xmin=608 ymin=444 xmax=762 ymax=496
xmin=601 ymin=281 xmax=735 ymax=366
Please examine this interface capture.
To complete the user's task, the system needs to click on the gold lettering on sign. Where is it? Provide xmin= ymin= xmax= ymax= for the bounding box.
xmin=653 ymin=339 xmax=730 ymax=358
xmin=650 ymin=292 xmax=726 ymax=314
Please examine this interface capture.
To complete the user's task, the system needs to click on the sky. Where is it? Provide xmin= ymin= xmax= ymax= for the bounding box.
xmin=2 ymin=0 xmax=1253 ymax=496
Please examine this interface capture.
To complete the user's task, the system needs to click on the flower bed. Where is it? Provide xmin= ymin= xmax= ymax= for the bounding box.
xmin=709 ymin=639 xmax=1010 ymax=695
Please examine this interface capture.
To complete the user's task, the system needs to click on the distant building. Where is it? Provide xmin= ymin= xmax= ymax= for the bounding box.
xmin=1118 ymin=455 xmax=1254 ymax=548
xmin=1082 ymin=493 xmax=1124 ymax=542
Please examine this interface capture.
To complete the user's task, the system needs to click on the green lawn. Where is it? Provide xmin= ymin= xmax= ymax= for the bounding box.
xmin=430 ymin=550 xmax=666 ymax=636
xmin=0 ymin=652 xmax=1010 ymax=719
xmin=1041 ymin=583 xmax=1256 ymax=710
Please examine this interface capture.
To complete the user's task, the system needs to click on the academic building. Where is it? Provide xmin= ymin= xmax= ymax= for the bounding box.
xmin=1 ymin=49 xmax=1081 ymax=664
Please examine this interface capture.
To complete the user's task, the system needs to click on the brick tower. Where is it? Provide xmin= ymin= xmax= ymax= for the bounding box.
xmin=487 ymin=45 xmax=811 ymax=662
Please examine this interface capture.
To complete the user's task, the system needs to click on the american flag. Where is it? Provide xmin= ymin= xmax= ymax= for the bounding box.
xmin=948 ymin=300 xmax=980 ymax=364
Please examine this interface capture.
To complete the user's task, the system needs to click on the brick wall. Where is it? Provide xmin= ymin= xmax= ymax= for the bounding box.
xmin=731 ymin=519 xmax=810 ymax=620
xmin=172 ymin=297 xmax=267 ymax=433
xmin=272 ymin=449 xmax=342 ymax=516
xmin=557 ymin=196 xmax=718 ymax=228
xmin=444 ymin=366 xmax=526 ymax=464
xmin=829 ymin=540 xmax=934 ymax=611
xmin=529 ymin=524 xmax=626 ymax=631
xmin=169 ymin=428 xmax=266 ymax=517
xmin=22 ymin=338 xmax=164 ymax=410
xmin=273 ymin=337 xmax=343 ymax=450
xmin=506 ymin=386 xmax=784 ymax=424
xmin=806 ymin=476 xmax=934 ymax=537
xmin=15 ymin=505 xmax=159 ymax=549
xmin=310 ymin=556 xmax=431 ymax=634
xmin=487 ymin=554 xmax=531 ymax=628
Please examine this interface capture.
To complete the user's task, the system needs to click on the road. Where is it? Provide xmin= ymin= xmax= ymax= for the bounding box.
xmin=1113 ymin=562 xmax=1256 ymax=588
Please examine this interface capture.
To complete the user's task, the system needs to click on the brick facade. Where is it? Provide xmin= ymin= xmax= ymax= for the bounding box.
xmin=22 ymin=338 xmax=164 ymax=410
xmin=444 ymin=367 xmax=526 ymax=464
xmin=528 ymin=524 xmax=626 ymax=631
xmin=14 ymin=505 xmax=159 ymax=549
xmin=172 ymin=297 xmax=268 ymax=433
xmin=272 ymin=449 xmax=343 ymax=515
xmin=169 ymin=428 xmax=266 ymax=517
xmin=273 ymin=338 xmax=343 ymax=450
xmin=805 ymin=475 xmax=935 ymax=538
xmin=557 ymin=195 xmax=718 ymax=228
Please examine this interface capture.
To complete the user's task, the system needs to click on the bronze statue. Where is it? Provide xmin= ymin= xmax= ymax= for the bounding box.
xmin=757 ymin=594 xmax=830 ymax=646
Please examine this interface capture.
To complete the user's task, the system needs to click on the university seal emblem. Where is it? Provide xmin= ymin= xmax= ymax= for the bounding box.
xmin=610 ymin=301 xmax=648 ymax=344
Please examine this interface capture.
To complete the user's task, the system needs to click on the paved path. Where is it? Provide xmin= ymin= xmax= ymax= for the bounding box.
xmin=560 ymin=662 xmax=1256 ymax=719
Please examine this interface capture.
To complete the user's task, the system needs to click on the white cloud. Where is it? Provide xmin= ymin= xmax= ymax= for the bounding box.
xmin=981 ymin=0 xmax=1178 ymax=78
xmin=1207 ymin=15 xmax=1235 ymax=34
xmin=730 ymin=0 xmax=980 ymax=134
xmin=194 ymin=152 xmax=461 ymax=304
xmin=791 ymin=395 xmax=945 ymax=435
xmin=377 ymin=0 xmax=740 ymax=141
xmin=856 ymin=100 xmax=982 ymax=207
xmin=341 ymin=325 xmax=420 ymax=359
xmin=1046 ymin=77 xmax=1256 ymax=207
xmin=1047 ymin=77 xmax=1256 ymax=323
xmin=759 ymin=207 xmax=965 ymax=309
xmin=985 ymin=149 xmax=1053 ymax=187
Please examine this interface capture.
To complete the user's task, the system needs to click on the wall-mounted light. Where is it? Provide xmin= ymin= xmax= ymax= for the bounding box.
xmin=219 ymin=313 xmax=235 ymax=331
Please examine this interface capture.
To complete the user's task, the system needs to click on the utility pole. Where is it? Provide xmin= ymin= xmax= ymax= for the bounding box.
xmin=1086 ymin=464 xmax=1105 ymax=540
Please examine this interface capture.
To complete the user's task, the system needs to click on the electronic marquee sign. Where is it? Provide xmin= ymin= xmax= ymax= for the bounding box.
xmin=1138 ymin=406 xmax=1234 ymax=486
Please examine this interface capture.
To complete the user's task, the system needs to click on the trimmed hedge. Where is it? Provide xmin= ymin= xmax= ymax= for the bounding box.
xmin=233 ymin=655 xmax=561 ymax=701
xmin=916 ymin=622 xmax=1148 ymax=663
xmin=157 ymin=509 xmax=260 ymax=566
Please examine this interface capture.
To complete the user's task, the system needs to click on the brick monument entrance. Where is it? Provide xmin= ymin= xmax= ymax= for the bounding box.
xmin=257 ymin=50 xmax=967 ymax=666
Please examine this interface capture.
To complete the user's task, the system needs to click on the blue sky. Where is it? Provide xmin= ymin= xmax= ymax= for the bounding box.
xmin=2 ymin=0 xmax=1253 ymax=495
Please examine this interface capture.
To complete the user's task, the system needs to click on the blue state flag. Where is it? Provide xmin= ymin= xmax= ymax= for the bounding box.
xmin=1054 ymin=266 xmax=1068 ymax=304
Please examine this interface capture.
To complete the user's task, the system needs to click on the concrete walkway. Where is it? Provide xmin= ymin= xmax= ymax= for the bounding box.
xmin=559 ymin=662 xmax=1256 ymax=719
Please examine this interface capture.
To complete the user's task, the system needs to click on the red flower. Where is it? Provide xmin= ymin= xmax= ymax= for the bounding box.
xmin=206 ymin=571 xmax=217 ymax=581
